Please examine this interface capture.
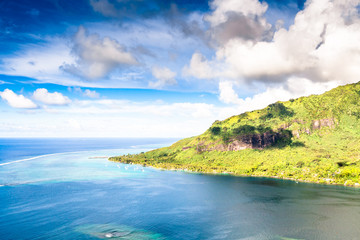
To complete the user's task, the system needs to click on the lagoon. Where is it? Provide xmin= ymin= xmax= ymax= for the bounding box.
xmin=0 ymin=138 xmax=359 ymax=240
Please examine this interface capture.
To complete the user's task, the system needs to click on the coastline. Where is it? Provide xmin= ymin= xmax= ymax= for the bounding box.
xmin=109 ymin=157 xmax=360 ymax=188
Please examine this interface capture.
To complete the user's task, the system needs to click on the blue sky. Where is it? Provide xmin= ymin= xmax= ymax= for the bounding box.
xmin=1 ymin=0 xmax=360 ymax=138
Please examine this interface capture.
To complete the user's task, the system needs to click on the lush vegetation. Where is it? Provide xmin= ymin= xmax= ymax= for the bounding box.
xmin=110 ymin=82 xmax=360 ymax=187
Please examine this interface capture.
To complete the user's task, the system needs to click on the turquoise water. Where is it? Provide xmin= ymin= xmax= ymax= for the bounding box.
xmin=1 ymin=139 xmax=360 ymax=239
xmin=0 ymin=138 xmax=176 ymax=163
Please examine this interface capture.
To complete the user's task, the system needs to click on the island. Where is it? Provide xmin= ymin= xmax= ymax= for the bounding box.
xmin=110 ymin=82 xmax=360 ymax=187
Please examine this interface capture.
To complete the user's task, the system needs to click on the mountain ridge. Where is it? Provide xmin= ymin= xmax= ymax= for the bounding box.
xmin=110 ymin=82 xmax=360 ymax=187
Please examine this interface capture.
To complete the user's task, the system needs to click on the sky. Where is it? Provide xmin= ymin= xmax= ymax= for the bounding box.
xmin=1 ymin=0 xmax=360 ymax=138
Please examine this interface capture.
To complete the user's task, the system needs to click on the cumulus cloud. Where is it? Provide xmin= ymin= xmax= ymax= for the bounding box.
xmin=33 ymin=88 xmax=71 ymax=105
xmin=215 ymin=0 xmax=360 ymax=84
xmin=184 ymin=0 xmax=360 ymax=110
xmin=0 ymin=89 xmax=37 ymax=109
xmin=205 ymin=0 xmax=271 ymax=44
xmin=149 ymin=66 xmax=177 ymax=88
xmin=206 ymin=0 xmax=268 ymax=26
xmin=62 ymin=26 xmax=138 ymax=80
xmin=182 ymin=52 xmax=215 ymax=79
xmin=218 ymin=81 xmax=242 ymax=105
xmin=218 ymin=78 xmax=339 ymax=115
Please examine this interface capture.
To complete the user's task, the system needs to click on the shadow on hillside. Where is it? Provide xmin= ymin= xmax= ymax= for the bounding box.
xmin=210 ymin=124 xmax=306 ymax=150
xmin=290 ymin=141 xmax=306 ymax=147
xmin=264 ymin=132 xmax=306 ymax=149
xmin=260 ymin=102 xmax=295 ymax=120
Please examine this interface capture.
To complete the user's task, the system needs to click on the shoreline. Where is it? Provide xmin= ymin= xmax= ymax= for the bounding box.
xmin=109 ymin=158 xmax=360 ymax=188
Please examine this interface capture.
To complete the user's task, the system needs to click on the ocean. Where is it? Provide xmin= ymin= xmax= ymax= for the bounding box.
xmin=1 ymin=138 xmax=360 ymax=240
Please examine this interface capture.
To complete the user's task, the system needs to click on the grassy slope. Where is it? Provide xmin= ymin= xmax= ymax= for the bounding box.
xmin=110 ymin=82 xmax=360 ymax=186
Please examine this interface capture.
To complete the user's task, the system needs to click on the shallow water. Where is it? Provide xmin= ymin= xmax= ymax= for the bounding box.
xmin=1 ymin=139 xmax=360 ymax=240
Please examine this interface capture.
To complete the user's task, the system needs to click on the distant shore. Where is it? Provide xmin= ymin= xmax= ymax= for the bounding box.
xmin=109 ymin=156 xmax=360 ymax=188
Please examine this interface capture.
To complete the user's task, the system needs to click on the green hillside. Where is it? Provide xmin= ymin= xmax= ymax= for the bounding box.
xmin=110 ymin=82 xmax=360 ymax=186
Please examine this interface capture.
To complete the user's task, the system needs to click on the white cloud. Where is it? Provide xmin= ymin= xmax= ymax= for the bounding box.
xmin=90 ymin=0 xmax=117 ymax=17
xmin=0 ymin=97 xmax=226 ymax=138
xmin=182 ymin=0 xmax=360 ymax=112
xmin=83 ymin=89 xmax=100 ymax=98
xmin=0 ymin=80 xmax=9 ymax=84
xmin=149 ymin=66 xmax=177 ymax=88
xmin=62 ymin=26 xmax=138 ymax=79
xmin=48 ymin=99 xmax=216 ymax=119
xmin=68 ymin=87 xmax=100 ymax=98
xmin=0 ymin=89 xmax=37 ymax=109
xmin=218 ymin=77 xmax=339 ymax=116
xmin=185 ymin=0 xmax=360 ymax=89
xmin=214 ymin=0 xmax=360 ymax=84
xmin=33 ymin=88 xmax=71 ymax=105
xmin=0 ymin=15 xmax=210 ymax=90
xmin=205 ymin=0 xmax=271 ymax=44
xmin=205 ymin=0 xmax=268 ymax=27
xmin=0 ymin=38 xmax=74 ymax=83
xmin=218 ymin=81 xmax=242 ymax=105
xmin=182 ymin=52 xmax=215 ymax=79
xmin=0 ymin=77 xmax=340 ymax=138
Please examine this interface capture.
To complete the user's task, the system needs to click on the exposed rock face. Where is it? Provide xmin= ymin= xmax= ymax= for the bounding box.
xmin=289 ymin=118 xmax=336 ymax=138
xmin=227 ymin=140 xmax=251 ymax=151
xmin=191 ymin=118 xmax=337 ymax=152
xmin=234 ymin=131 xmax=289 ymax=149
xmin=197 ymin=131 xmax=292 ymax=152
xmin=312 ymin=118 xmax=336 ymax=129
xmin=292 ymin=130 xmax=300 ymax=138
